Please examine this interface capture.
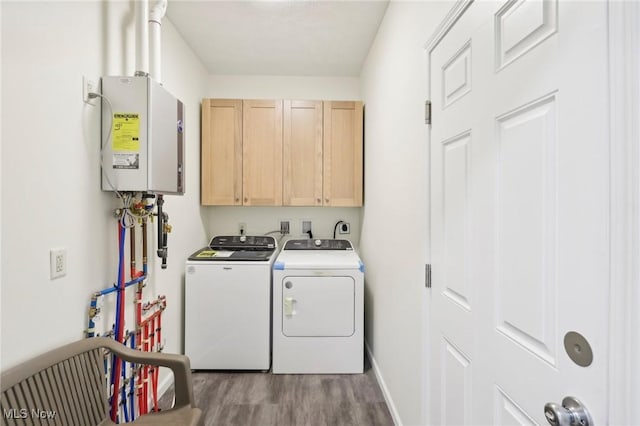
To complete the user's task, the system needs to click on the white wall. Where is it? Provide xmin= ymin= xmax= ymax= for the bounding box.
xmin=0 ymin=2 xmax=454 ymax=424
xmin=359 ymin=2 xmax=451 ymax=425
xmin=208 ymin=74 xmax=360 ymax=100
xmin=1 ymin=1 xmax=208 ymax=370
xmin=203 ymin=75 xmax=363 ymax=245
xmin=0 ymin=1 xmax=4 ymax=367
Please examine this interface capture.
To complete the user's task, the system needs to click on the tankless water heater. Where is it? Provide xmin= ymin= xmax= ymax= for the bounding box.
xmin=101 ymin=76 xmax=184 ymax=194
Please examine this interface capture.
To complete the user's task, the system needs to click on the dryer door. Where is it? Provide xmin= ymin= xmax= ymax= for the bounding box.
xmin=282 ymin=276 xmax=355 ymax=337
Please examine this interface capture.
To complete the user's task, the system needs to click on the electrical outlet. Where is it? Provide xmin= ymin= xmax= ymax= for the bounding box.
xmin=239 ymin=222 xmax=246 ymax=235
xmin=301 ymin=220 xmax=312 ymax=234
xmin=50 ymin=248 xmax=67 ymax=280
xmin=280 ymin=220 xmax=290 ymax=234
xmin=339 ymin=222 xmax=351 ymax=234
xmin=83 ymin=75 xmax=97 ymax=105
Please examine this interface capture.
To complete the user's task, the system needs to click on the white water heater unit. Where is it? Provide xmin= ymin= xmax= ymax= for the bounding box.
xmin=101 ymin=76 xmax=184 ymax=194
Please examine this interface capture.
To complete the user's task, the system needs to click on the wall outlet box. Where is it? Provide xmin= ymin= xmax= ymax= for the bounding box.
xmin=280 ymin=220 xmax=290 ymax=234
xmin=83 ymin=75 xmax=97 ymax=105
xmin=339 ymin=222 xmax=351 ymax=234
xmin=50 ymin=248 xmax=67 ymax=280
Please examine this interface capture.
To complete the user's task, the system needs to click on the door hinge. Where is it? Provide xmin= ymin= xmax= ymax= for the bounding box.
xmin=425 ymin=100 xmax=432 ymax=125
xmin=425 ymin=264 xmax=432 ymax=288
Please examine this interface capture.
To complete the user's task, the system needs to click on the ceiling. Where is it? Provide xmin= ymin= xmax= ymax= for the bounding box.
xmin=166 ymin=1 xmax=390 ymax=77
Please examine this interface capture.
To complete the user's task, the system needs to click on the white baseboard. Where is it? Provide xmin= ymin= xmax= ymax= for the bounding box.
xmin=156 ymin=371 xmax=174 ymax=406
xmin=365 ymin=340 xmax=402 ymax=426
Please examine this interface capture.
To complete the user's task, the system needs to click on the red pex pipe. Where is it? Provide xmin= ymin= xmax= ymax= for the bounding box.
xmin=139 ymin=310 xmax=161 ymax=329
xmin=148 ymin=313 xmax=155 ymax=412
xmin=137 ymin=217 xmax=147 ymax=414
xmin=153 ymin=309 xmax=162 ymax=412
xmin=138 ymin=308 xmax=162 ymax=414
xmin=135 ymin=281 xmax=143 ymax=413
xmin=151 ymin=314 xmax=159 ymax=412
xmin=157 ymin=304 xmax=163 ymax=353
xmin=143 ymin=321 xmax=150 ymax=414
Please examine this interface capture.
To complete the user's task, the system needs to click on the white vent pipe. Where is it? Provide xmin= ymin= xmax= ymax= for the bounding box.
xmin=135 ymin=0 xmax=149 ymax=76
xmin=149 ymin=0 xmax=168 ymax=83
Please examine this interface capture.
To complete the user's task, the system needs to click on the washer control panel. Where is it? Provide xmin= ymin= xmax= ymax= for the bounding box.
xmin=209 ymin=235 xmax=276 ymax=250
xmin=284 ymin=239 xmax=353 ymax=251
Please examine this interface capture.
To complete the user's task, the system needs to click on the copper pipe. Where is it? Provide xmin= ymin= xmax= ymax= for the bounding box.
xmin=130 ymin=223 xmax=136 ymax=279
xmin=142 ymin=218 xmax=148 ymax=272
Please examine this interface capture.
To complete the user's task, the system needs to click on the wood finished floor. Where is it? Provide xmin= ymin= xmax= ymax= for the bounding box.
xmin=158 ymin=357 xmax=394 ymax=426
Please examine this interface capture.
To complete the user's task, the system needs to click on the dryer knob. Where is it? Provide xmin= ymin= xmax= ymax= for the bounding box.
xmin=314 ymin=239 xmax=322 ymax=247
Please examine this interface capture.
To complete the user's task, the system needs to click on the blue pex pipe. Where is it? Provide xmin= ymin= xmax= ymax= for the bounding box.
xmin=114 ymin=225 xmax=126 ymax=339
xmin=98 ymin=274 xmax=147 ymax=297
xmin=121 ymin=354 xmax=129 ymax=423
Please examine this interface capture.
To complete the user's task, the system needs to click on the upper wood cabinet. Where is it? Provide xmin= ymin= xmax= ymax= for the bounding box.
xmin=283 ymin=100 xmax=323 ymax=206
xmin=242 ymin=100 xmax=283 ymax=206
xmin=201 ymin=98 xmax=363 ymax=207
xmin=201 ymin=99 xmax=242 ymax=206
xmin=323 ymin=101 xmax=363 ymax=207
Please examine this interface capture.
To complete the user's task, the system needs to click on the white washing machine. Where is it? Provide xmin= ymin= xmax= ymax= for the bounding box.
xmin=272 ymin=239 xmax=364 ymax=374
xmin=185 ymin=235 xmax=277 ymax=370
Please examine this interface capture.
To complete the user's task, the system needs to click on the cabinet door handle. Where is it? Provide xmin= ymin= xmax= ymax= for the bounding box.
xmin=325 ymin=198 xmax=330 ymax=204
xmin=316 ymin=198 xmax=321 ymax=204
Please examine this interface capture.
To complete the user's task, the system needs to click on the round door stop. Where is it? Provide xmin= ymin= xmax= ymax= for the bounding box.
xmin=563 ymin=331 xmax=593 ymax=367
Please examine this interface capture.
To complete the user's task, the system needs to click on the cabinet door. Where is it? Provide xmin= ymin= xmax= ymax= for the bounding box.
xmin=283 ymin=100 xmax=323 ymax=206
xmin=242 ymin=100 xmax=283 ymax=206
xmin=323 ymin=101 xmax=363 ymax=206
xmin=201 ymin=99 xmax=242 ymax=205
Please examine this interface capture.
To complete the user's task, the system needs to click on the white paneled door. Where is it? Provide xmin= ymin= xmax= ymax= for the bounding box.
xmin=429 ymin=1 xmax=609 ymax=424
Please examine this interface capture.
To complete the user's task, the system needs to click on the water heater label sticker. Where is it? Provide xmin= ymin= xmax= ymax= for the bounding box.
xmin=112 ymin=113 xmax=140 ymax=152
xmin=112 ymin=153 xmax=140 ymax=169
xmin=111 ymin=113 xmax=140 ymax=169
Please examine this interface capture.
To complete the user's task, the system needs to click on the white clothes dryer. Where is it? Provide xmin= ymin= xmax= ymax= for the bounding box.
xmin=272 ymin=239 xmax=364 ymax=374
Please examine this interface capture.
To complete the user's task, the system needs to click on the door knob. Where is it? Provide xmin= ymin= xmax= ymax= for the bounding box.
xmin=544 ymin=397 xmax=592 ymax=426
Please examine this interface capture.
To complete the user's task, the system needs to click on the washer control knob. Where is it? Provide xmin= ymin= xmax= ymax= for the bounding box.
xmin=314 ymin=239 xmax=322 ymax=247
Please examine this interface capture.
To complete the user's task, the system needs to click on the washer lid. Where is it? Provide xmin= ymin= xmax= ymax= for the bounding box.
xmin=273 ymin=250 xmax=364 ymax=272
xmin=188 ymin=247 xmax=275 ymax=261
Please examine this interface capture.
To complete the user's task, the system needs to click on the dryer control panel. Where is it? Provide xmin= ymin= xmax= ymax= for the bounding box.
xmin=283 ymin=239 xmax=353 ymax=250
